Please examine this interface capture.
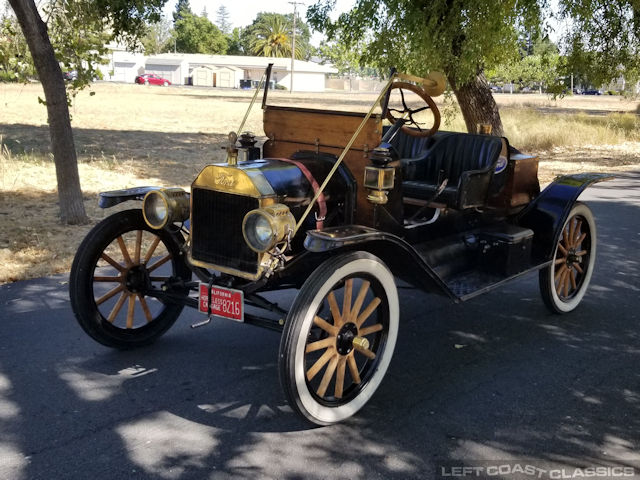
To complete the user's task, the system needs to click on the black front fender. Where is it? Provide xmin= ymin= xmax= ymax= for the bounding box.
xmin=98 ymin=186 xmax=161 ymax=208
xmin=517 ymin=173 xmax=614 ymax=261
xmin=304 ymin=226 xmax=457 ymax=300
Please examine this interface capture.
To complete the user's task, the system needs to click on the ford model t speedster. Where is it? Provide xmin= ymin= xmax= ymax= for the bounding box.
xmin=70 ymin=66 xmax=611 ymax=425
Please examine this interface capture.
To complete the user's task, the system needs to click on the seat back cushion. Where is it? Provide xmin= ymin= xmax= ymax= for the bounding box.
xmin=387 ymin=129 xmax=454 ymax=181
xmin=424 ymin=133 xmax=503 ymax=185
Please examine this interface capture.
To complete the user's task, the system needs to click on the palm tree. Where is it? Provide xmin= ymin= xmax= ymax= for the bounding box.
xmin=250 ymin=15 xmax=302 ymax=58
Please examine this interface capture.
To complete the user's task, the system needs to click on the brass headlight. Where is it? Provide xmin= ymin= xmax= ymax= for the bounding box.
xmin=242 ymin=204 xmax=295 ymax=253
xmin=142 ymin=188 xmax=190 ymax=229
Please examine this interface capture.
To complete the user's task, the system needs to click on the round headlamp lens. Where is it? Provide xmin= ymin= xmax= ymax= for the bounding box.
xmin=254 ymin=216 xmax=273 ymax=244
xmin=243 ymin=204 xmax=295 ymax=254
xmin=243 ymin=211 xmax=274 ymax=252
xmin=144 ymin=192 xmax=168 ymax=228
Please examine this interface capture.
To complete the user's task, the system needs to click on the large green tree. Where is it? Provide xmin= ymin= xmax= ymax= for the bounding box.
xmin=308 ymin=0 xmax=540 ymax=136
xmin=308 ymin=0 xmax=640 ymax=136
xmin=8 ymin=0 xmax=165 ymax=224
xmin=174 ymin=11 xmax=227 ymax=54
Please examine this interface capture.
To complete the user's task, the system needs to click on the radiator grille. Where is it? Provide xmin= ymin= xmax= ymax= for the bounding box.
xmin=191 ymin=188 xmax=260 ymax=275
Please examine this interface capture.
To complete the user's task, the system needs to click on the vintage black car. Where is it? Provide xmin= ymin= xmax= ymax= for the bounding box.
xmin=70 ymin=66 xmax=611 ymax=425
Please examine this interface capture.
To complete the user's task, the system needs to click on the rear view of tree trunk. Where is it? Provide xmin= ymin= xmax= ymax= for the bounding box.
xmin=8 ymin=0 xmax=88 ymax=224
xmin=448 ymin=71 xmax=504 ymax=137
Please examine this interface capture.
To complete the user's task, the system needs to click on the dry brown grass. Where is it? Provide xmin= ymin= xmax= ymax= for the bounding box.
xmin=0 ymin=82 xmax=638 ymax=283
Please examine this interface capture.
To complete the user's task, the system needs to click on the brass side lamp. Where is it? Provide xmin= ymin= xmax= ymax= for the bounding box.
xmin=364 ymin=147 xmax=396 ymax=205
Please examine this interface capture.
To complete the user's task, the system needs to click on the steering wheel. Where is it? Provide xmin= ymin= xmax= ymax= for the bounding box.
xmin=385 ymin=81 xmax=441 ymax=137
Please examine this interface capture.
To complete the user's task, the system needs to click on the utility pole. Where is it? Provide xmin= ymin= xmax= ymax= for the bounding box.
xmin=571 ymin=74 xmax=574 ymax=94
xmin=289 ymin=1 xmax=304 ymax=93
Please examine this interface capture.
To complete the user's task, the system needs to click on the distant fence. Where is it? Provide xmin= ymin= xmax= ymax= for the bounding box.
xmin=325 ymin=77 xmax=386 ymax=92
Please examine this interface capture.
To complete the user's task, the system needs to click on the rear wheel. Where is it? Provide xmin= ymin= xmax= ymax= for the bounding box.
xmin=70 ymin=209 xmax=191 ymax=349
xmin=279 ymin=252 xmax=399 ymax=425
xmin=539 ymin=202 xmax=596 ymax=313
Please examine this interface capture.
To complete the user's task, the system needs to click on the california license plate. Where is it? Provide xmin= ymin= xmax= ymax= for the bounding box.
xmin=198 ymin=284 xmax=244 ymax=321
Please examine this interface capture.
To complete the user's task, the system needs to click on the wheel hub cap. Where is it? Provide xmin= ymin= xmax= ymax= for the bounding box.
xmin=567 ymin=251 xmax=580 ymax=264
xmin=124 ymin=265 xmax=149 ymax=294
xmin=336 ymin=322 xmax=358 ymax=355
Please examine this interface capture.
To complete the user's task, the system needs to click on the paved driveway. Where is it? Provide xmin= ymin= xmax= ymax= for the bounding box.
xmin=1 ymin=173 xmax=639 ymax=480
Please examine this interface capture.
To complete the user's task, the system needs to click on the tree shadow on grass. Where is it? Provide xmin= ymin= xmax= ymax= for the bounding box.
xmin=0 ymin=122 xmax=230 ymax=172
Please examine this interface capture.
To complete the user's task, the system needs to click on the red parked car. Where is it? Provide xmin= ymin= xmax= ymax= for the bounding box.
xmin=134 ymin=73 xmax=171 ymax=86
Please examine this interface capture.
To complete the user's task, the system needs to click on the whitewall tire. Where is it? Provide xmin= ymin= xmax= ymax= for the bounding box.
xmin=539 ymin=202 xmax=597 ymax=313
xmin=279 ymin=251 xmax=399 ymax=425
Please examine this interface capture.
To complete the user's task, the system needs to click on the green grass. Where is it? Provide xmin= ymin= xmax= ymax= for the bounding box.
xmin=443 ymin=108 xmax=640 ymax=152
xmin=507 ymin=110 xmax=640 ymax=151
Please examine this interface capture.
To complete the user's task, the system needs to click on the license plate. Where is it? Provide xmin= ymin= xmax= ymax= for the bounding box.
xmin=198 ymin=284 xmax=244 ymax=322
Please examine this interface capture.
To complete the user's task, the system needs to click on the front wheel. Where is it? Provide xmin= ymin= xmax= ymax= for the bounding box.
xmin=539 ymin=202 xmax=597 ymax=313
xmin=279 ymin=252 xmax=399 ymax=425
xmin=70 ymin=209 xmax=191 ymax=349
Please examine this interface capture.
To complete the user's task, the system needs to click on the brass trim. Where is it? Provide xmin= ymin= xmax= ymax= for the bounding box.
xmin=187 ymin=253 xmax=264 ymax=281
xmin=142 ymin=191 xmax=169 ymax=229
xmin=192 ymin=164 xmax=275 ymax=197
xmin=352 ymin=336 xmax=370 ymax=351
xmin=142 ymin=188 xmax=189 ymax=230
xmin=366 ymin=190 xmax=389 ymax=205
xmin=242 ymin=204 xmax=296 ymax=253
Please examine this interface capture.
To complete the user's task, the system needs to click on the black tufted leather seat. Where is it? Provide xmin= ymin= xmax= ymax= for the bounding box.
xmin=389 ymin=129 xmax=505 ymax=209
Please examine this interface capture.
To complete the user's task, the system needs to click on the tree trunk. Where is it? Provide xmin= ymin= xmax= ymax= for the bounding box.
xmin=8 ymin=0 xmax=88 ymax=224
xmin=448 ymin=71 xmax=504 ymax=137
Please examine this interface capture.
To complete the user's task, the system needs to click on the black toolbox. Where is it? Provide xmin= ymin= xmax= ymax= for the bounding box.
xmin=479 ymin=225 xmax=534 ymax=276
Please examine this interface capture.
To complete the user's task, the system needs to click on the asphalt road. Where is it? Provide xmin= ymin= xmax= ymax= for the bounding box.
xmin=1 ymin=173 xmax=639 ymax=480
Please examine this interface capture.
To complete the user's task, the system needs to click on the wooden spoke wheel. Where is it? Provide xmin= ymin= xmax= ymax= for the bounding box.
xmin=279 ymin=252 xmax=399 ymax=425
xmin=539 ymin=202 xmax=597 ymax=314
xmin=70 ymin=209 xmax=191 ymax=349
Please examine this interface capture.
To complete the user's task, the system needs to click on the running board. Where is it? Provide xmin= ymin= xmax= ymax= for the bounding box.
xmin=446 ymin=262 xmax=551 ymax=302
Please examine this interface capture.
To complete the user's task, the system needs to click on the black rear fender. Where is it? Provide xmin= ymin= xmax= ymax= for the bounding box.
xmin=517 ymin=173 xmax=614 ymax=261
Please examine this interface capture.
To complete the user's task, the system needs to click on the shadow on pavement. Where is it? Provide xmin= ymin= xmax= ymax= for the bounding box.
xmin=0 ymin=184 xmax=638 ymax=479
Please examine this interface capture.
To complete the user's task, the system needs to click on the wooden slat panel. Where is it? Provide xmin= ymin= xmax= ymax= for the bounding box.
xmin=263 ymin=107 xmax=382 ymax=152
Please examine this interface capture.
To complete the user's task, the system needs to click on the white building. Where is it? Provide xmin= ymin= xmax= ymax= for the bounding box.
xmin=99 ymin=49 xmax=337 ymax=92
xmin=144 ymin=56 xmax=189 ymax=85
xmin=100 ymin=50 xmax=145 ymax=83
